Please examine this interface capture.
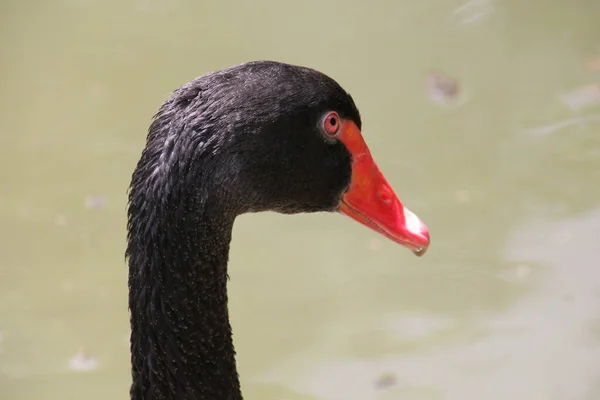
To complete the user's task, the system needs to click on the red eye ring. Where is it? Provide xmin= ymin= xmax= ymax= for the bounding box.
xmin=322 ymin=111 xmax=341 ymax=137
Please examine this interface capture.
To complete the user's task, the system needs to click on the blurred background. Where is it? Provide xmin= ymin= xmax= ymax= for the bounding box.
xmin=1 ymin=0 xmax=600 ymax=399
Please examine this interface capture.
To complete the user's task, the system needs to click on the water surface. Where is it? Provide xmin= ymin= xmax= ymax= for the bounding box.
xmin=1 ymin=0 xmax=599 ymax=399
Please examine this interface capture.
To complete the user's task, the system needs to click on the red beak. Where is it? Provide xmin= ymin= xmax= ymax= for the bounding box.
xmin=337 ymin=121 xmax=430 ymax=256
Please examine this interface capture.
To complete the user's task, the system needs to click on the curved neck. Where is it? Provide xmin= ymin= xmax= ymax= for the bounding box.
xmin=127 ymin=190 xmax=242 ymax=399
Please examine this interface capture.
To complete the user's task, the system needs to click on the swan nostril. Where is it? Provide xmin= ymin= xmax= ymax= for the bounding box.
xmin=379 ymin=188 xmax=393 ymax=204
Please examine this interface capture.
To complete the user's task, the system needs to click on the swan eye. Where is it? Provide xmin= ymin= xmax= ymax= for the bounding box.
xmin=322 ymin=111 xmax=341 ymax=137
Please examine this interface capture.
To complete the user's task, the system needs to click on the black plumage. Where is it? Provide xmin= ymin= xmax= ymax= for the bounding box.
xmin=126 ymin=61 xmax=363 ymax=400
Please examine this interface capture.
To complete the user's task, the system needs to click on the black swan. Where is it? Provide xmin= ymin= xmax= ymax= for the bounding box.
xmin=126 ymin=60 xmax=430 ymax=400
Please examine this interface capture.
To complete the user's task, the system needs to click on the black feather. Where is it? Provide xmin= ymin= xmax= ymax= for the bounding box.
xmin=126 ymin=60 xmax=361 ymax=400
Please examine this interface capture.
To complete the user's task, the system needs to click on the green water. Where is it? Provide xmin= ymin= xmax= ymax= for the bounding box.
xmin=1 ymin=0 xmax=600 ymax=399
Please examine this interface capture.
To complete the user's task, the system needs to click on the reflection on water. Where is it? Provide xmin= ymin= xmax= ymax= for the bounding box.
xmin=1 ymin=0 xmax=600 ymax=399
xmin=257 ymin=209 xmax=600 ymax=400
